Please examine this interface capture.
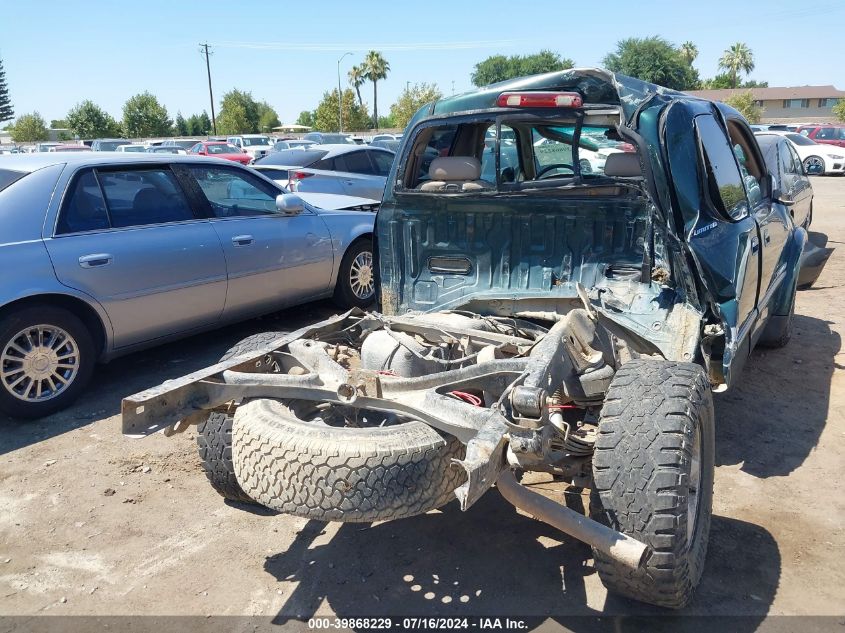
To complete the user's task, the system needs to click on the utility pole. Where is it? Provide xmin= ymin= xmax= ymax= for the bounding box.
xmin=337 ymin=52 xmax=352 ymax=132
xmin=200 ymin=43 xmax=217 ymax=135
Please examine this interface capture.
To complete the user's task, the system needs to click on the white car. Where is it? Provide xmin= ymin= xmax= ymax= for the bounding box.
xmin=116 ymin=144 xmax=148 ymax=153
xmin=757 ymin=131 xmax=845 ymax=176
xmin=227 ymin=134 xmax=274 ymax=161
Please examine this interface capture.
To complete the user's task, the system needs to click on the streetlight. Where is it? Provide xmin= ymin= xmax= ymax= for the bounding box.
xmin=337 ymin=52 xmax=353 ymax=132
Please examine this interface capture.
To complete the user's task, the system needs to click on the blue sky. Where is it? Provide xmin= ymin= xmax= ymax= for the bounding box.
xmin=2 ymin=0 xmax=844 ymax=127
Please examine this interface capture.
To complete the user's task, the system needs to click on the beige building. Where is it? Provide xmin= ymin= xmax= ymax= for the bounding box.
xmin=687 ymin=85 xmax=845 ymax=123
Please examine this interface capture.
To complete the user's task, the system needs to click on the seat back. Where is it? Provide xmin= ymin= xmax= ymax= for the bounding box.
xmin=604 ymin=152 xmax=643 ymax=178
xmin=418 ymin=156 xmax=494 ymax=192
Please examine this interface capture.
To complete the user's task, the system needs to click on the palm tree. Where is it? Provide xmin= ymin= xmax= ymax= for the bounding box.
xmin=363 ymin=50 xmax=390 ymax=129
xmin=719 ymin=42 xmax=755 ymax=89
xmin=348 ymin=65 xmax=366 ymax=106
xmin=679 ymin=41 xmax=698 ymax=66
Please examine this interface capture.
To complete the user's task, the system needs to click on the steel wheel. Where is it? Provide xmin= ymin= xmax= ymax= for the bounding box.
xmin=803 ymin=155 xmax=825 ymax=174
xmin=1 ymin=324 xmax=80 ymax=403
xmin=349 ymin=250 xmax=375 ymax=300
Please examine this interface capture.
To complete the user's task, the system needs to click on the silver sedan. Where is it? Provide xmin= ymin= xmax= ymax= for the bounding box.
xmin=0 ymin=153 xmax=376 ymax=418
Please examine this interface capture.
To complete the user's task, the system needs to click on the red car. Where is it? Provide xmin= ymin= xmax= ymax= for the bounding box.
xmin=796 ymin=124 xmax=845 ymax=148
xmin=189 ymin=141 xmax=252 ymax=165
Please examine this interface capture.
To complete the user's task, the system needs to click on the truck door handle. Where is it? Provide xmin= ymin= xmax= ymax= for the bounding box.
xmin=231 ymin=235 xmax=254 ymax=246
xmin=751 ymin=237 xmax=760 ymax=253
xmin=78 ymin=253 xmax=113 ymax=268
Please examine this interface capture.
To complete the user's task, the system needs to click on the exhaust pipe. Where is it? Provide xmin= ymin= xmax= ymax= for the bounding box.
xmin=496 ymin=469 xmax=648 ymax=569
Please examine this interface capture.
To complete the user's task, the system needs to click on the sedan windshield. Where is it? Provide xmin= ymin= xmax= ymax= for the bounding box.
xmin=255 ymin=149 xmax=328 ymax=167
xmin=207 ymin=144 xmax=241 ymax=154
xmin=243 ymin=137 xmax=271 ymax=146
xmin=786 ymin=133 xmax=817 ymax=146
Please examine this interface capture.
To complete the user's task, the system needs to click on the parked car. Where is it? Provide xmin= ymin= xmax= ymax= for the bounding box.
xmin=797 ymin=124 xmax=845 ymax=148
xmin=0 ymin=153 xmax=377 ymax=419
xmin=370 ymin=133 xmax=401 ymax=143
xmin=757 ymin=131 xmax=845 ymax=175
xmin=48 ymin=145 xmax=92 ymax=153
xmin=253 ymin=145 xmax=394 ymax=199
xmin=272 ymin=139 xmax=317 ymax=151
xmin=369 ymin=139 xmax=400 ymax=152
xmin=302 ymin=132 xmax=355 ymax=145
xmin=161 ymin=139 xmax=203 ymax=151
xmin=227 ymin=135 xmax=274 ymax=161
xmin=115 ymin=144 xmax=147 ymax=153
xmin=146 ymin=146 xmax=188 ymax=155
xmin=124 ymin=68 xmax=827 ymax=612
xmin=35 ymin=142 xmax=62 ymax=153
xmin=90 ymin=139 xmax=131 ymax=152
xmin=754 ymin=133 xmax=814 ymax=226
xmin=188 ymin=141 xmax=252 ymax=165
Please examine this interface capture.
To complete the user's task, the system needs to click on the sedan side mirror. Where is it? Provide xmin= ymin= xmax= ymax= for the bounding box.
xmin=276 ymin=193 xmax=304 ymax=214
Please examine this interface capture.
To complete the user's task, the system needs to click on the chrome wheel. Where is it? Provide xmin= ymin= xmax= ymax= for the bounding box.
xmin=687 ymin=422 xmax=702 ymax=544
xmin=1 ymin=325 xmax=80 ymax=403
xmin=349 ymin=250 xmax=375 ymax=300
xmin=803 ymin=156 xmax=825 ymax=173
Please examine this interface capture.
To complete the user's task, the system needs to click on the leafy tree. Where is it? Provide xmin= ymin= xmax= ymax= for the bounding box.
xmin=831 ymin=100 xmax=845 ymax=122
xmin=217 ymin=89 xmax=261 ymax=134
xmin=679 ymin=41 xmax=698 ymax=66
xmin=122 ymin=92 xmax=172 ymax=137
xmin=174 ymin=112 xmax=188 ymax=136
xmin=50 ymin=118 xmax=68 ymax=129
xmin=10 ymin=112 xmax=48 ymax=142
xmin=389 ymin=82 xmax=442 ymax=130
xmin=471 ymin=50 xmax=574 ymax=86
xmin=313 ymin=89 xmax=370 ymax=132
xmin=377 ymin=114 xmax=395 ymax=128
xmin=719 ymin=42 xmax=755 ymax=89
xmin=257 ymin=101 xmax=280 ymax=132
xmin=348 ymin=65 xmax=366 ymax=106
xmin=723 ymin=90 xmax=763 ymax=123
xmin=0 ymin=57 xmax=13 ymax=124
xmin=603 ymin=37 xmax=700 ymax=90
xmin=363 ymin=51 xmax=390 ymax=129
xmin=701 ymin=74 xmax=768 ymax=90
xmin=296 ymin=110 xmax=315 ymax=127
xmin=66 ymin=100 xmax=122 ymax=138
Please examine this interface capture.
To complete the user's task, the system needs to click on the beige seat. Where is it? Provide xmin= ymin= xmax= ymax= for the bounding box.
xmin=418 ymin=156 xmax=494 ymax=192
xmin=603 ymin=152 xmax=643 ymax=177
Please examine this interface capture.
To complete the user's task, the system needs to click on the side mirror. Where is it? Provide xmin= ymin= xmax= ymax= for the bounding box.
xmin=276 ymin=193 xmax=304 ymax=214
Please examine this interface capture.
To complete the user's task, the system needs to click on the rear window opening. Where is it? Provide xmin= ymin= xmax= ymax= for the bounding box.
xmin=0 ymin=169 xmax=27 ymax=193
xmin=398 ymin=113 xmax=640 ymax=194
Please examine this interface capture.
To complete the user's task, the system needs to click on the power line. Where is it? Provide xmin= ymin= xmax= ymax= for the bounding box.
xmin=199 ymin=42 xmax=217 ymax=135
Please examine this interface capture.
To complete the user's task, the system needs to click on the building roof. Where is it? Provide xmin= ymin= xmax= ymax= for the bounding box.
xmin=688 ymin=85 xmax=845 ymax=101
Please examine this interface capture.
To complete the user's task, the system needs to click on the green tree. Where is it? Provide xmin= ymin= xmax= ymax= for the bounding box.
xmin=833 ymin=100 xmax=845 ymax=122
xmin=257 ymin=101 xmax=280 ymax=132
xmin=701 ymin=74 xmax=768 ymax=89
xmin=10 ymin=112 xmax=48 ymax=142
xmin=363 ymin=50 xmax=390 ymax=129
xmin=718 ymin=42 xmax=755 ymax=89
xmin=471 ymin=50 xmax=574 ymax=86
xmin=122 ymin=91 xmax=172 ymax=137
xmin=313 ymin=89 xmax=370 ymax=132
xmin=348 ymin=65 xmax=366 ymax=106
xmin=217 ymin=89 xmax=261 ymax=134
xmin=296 ymin=110 xmax=315 ymax=127
xmin=377 ymin=114 xmax=395 ymax=128
xmin=174 ymin=112 xmax=188 ymax=136
xmin=66 ymin=100 xmax=122 ymax=138
xmin=603 ymin=36 xmax=700 ymax=90
xmin=49 ymin=118 xmax=68 ymax=129
xmin=389 ymin=82 xmax=442 ymax=130
xmin=195 ymin=111 xmax=212 ymax=135
xmin=0 ymin=57 xmax=13 ymax=124
xmin=723 ymin=90 xmax=763 ymax=123
xmin=679 ymin=41 xmax=698 ymax=66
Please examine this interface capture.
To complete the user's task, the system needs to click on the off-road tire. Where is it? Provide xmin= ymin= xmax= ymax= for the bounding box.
xmin=0 ymin=305 xmax=96 ymax=419
xmin=591 ymin=360 xmax=715 ymax=609
xmin=232 ymin=398 xmax=466 ymax=522
xmin=333 ymin=237 xmax=375 ymax=309
xmin=196 ymin=331 xmax=286 ymax=503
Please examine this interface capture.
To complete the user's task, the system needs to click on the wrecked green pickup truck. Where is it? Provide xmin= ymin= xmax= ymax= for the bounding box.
xmin=123 ymin=69 xmax=822 ymax=608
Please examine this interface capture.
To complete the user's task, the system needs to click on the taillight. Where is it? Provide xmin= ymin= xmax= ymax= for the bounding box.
xmin=288 ymin=171 xmax=314 ymax=190
xmin=496 ymin=91 xmax=583 ymax=108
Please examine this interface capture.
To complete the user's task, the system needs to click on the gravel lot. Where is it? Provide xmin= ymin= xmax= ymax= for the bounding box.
xmin=2 ymin=178 xmax=844 ymax=629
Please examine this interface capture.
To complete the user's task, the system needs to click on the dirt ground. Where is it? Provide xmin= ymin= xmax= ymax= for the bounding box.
xmin=2 ymin=178 xmax=844 ymax=630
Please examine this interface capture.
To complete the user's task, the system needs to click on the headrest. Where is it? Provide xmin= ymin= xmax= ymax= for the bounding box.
xmin=429 ymin=156 xmax=481 ymax=181
xmin=604 ymin=152 xmax=643 ymax=178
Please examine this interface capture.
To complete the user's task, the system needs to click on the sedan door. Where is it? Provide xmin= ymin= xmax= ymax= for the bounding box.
xmin=182 ymin=164 xmax=335 ymax=320
xmin=329 ymin=149 xmax=387 ymax=199
xmin=44 ymin=166 xmax=227 ymax=350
